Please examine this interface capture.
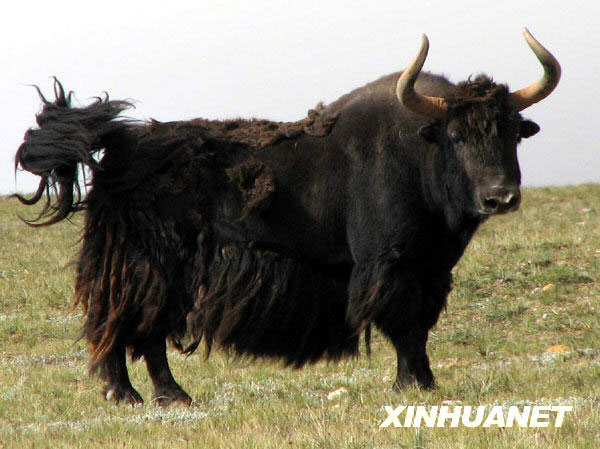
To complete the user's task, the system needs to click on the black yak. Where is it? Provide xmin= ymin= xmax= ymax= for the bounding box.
xmin=14 ymin=29 xmax=560 ymax=405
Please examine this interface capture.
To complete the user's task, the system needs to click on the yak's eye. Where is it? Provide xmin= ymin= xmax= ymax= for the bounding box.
xmin=449 ymin=130 xmax=463 ymax=143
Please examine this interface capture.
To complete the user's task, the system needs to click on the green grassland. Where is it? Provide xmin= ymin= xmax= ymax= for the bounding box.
xmin=0 ymin=185 xmax=599 ymax=448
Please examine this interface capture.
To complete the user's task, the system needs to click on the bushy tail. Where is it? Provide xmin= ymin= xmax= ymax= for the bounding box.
xmin=13 ymin=78 xmax=133 ymax=225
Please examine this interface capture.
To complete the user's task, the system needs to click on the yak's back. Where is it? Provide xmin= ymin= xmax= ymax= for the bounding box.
xmin=139 ymin=101 xmax=339 ymax=151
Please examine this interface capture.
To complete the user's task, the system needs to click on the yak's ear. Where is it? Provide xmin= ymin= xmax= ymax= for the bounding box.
xmin=418 ymin=123 xmax=439 ymax=143
xmin=519 ymin=120 xmax=540 ymax=139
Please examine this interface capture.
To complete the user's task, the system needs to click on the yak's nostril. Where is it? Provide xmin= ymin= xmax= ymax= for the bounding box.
xmin=480 ymin=187 xmax=521 ymax=215
xmin=483 ymin=197 xmax=499 ymax=211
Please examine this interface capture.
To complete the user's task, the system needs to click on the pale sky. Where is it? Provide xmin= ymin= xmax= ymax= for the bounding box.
xmin=1 ymin=0 xmax=598 ymax=194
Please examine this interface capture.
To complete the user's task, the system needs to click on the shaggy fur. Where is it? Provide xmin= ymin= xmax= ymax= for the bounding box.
xmin=187 ymin=101 xmax=338 ymax=149
xmin=187 ymin=243 xmax=358 ymax=367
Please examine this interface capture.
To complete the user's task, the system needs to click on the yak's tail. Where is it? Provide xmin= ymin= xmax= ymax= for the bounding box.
xmin=13 ymin=78 xmax=133 ymax=226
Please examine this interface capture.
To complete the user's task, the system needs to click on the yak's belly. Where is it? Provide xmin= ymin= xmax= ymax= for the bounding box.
xmin=187 ymin=243 xmax=359 ymax=366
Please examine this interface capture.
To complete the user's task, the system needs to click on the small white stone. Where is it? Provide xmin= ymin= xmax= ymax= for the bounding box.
xmin=327 ymin=387 xmax=348 ymax=401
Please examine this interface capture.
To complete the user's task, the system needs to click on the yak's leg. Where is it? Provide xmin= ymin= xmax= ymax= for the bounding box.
xmin=358 ymin=268 xmax=434 ymax=390
xmin=391 ymin=273 xmax=451 ymax=390
xmin=391 ymin=326 xmax=435 ymax=390
xmin=143 ymin=338 xmax=192 ymax=406
xmin=348 ymin=254 xmax=438 ymax=391
xmin=99 ymin=346 xmax=143 ymax=405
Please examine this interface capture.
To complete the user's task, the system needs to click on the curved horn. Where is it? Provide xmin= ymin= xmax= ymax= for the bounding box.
xmin=396 ymin=34 xmax=447 ymax=119
xmin=509 ymin=28 xmax=561 ymax=112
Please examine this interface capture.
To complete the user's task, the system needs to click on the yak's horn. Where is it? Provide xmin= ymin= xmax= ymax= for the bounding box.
xmin=396 ymin=34 xmax=447 ymax=119
xmin=509 ymin=28 xmax=561 ymax=112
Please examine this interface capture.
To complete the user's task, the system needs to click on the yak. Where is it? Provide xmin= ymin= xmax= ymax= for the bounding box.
xmin=14 ymin=29 xmax=560 ymax=406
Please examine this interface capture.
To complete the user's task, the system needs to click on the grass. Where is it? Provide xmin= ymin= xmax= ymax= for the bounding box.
xmin=0 ymin=184 xmax=599 ymax=448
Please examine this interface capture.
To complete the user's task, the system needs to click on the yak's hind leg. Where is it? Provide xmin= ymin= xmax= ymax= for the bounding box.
xmin=98 ymin=345 xmax=143 ymax=405
xmin=142 ymin=338 xmax=192 ymax=406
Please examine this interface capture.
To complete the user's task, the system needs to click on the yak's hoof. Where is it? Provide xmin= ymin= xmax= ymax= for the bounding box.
xmin=393 ymin=375 xmax=436 ymax=391
xmin=103 ymin=384 xmax=144 ymax=405
xmin=393 ymin=375 xmax=416 ymax=391
xmin=417 ymin=380 xmax=436 ymax=391
xmin=151 ymin=388 xmax=193 ymax=407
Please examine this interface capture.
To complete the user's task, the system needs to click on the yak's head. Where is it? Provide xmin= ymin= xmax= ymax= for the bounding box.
xmin=397 ymin=29 xmax=560 ymax=217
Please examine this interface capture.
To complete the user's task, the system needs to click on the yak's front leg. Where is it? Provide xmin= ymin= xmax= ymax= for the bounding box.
xmin=143 ymin=338 xmax=192 ymax=406
xmin=390 ymin=326 xmax=435 ymax=390
xmin=348 ymin=259 xmax=435 ymax=390
xmin=390 ymin=271 xmax=452 ymax=390
xmin=99 ymin=345 xmax=144 ymax=405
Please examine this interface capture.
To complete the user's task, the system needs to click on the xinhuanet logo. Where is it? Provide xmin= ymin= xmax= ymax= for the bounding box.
xmin=380 ymin=405 xmax=573 ymax=428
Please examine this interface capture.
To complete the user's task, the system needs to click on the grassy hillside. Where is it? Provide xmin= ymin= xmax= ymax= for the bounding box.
xmin=0 ymin=185 xmax=599 ymax=448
